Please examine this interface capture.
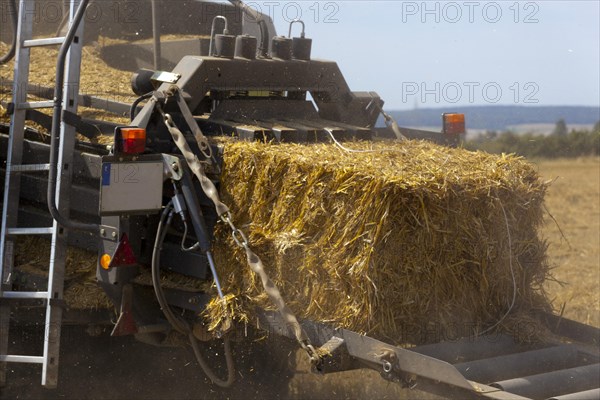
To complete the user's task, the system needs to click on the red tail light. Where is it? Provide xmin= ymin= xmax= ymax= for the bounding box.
xmin=115 ymin=127 xmax=146 ymax=155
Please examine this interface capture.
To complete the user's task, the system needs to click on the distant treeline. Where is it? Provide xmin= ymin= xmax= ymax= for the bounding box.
xmin=391 ymin=106 xmax=600 ymax=131
xmin=465 ymin=126 xmax=600 ymax=158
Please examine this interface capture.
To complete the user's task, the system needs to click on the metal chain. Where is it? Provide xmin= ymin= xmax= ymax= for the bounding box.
xmin=219 ymin=211 xmax=320 ymax=364
xmin=157 ymin=95 xmax=321 ymax=366
xmin=160 ymin=110 xmax=230 ymax=217
xmin=168 ymin=85 xmax=213 ymax=160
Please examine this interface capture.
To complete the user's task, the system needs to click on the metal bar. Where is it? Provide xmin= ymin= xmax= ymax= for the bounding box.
xmin=41 ymin=0 xmax=88 ymax=386
xmin=6 ymin=227 xmax=54 ymax=235
xmin=341 ymin=329 xmax=476 ymax=391
xmin=1 ymin=0 xmax=34 ymax=299
xmin=548 ymin=388 xmax=600 ymax=400
xmin=0 ymin=135 xmax=106 ymax=181
xmin=0 ymin=355 xmax=44 ymax=364
xmin=11 ymin=82 xmax=132 ymax=116
xmin=23 ymin=37 xmax=66 ymax=48
xmin=16 ymin=101 xmax=55 ymax=110
xmin=540 ymin=311 xmax=600 ymax=346
xmin=256 ymin=310 xmax=598 ymax=400
xmin=257 ymin=311 xmax=475 ymax=392
xmin=151 ymin=0 xmax=161 ymax=70
xmin=491 ymin=363 xmax=600 ymax=399
xmin=2 ymin=291 xmax=49 ymax=299
xmin=454 ymin=345 xmax=580 ymax=383
xmin=0 ymin=304 xmax=8 ymax=385
xmin=411 ymin=334 xmax=530 ymax=363
xmin=9 ymin=164 xmax=51 ymax=173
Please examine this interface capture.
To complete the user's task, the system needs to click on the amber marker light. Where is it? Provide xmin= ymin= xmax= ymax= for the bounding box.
xmin=100 ymin=254 xmax=112 ymax=270
xmin=442 ymin=113 xmax=466 ymax=136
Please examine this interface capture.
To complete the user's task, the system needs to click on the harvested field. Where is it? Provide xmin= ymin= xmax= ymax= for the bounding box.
xmin=536 ymin=157 xmax=600 ymax=327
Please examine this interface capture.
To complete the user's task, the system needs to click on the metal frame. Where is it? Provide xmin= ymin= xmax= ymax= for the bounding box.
xmin=0 ymin=0 xmax=87 ymax=388
xmin=132 ymin=56 xmax=383 ymax=136
xmin=257 ymin=310 xmax=600 ymax=399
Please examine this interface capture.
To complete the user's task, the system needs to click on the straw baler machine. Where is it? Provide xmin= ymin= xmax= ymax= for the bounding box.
xmin=1 ymin=1 xmax=598 ymax=398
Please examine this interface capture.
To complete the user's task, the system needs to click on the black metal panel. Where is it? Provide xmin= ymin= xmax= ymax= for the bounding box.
xmin=160 ymin=242 xmax=209 ymax=280
xmin=163 ymin=288 xmax=210 ymax=314
xmin=100 ymin=39 xmax=211 ymax=72
xmin=14 ymin=136 xmax=106 ymax=182
xmin=17 ymin=174 xmax=99 ymax=218
xmin=210 ymin=99 xmax=320 ymax=121
xmin=142 ymin=56 xmax=380 ymax=129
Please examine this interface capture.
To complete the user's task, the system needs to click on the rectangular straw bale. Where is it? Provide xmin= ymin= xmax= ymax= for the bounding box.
xmin=211 ymin=139 xmax=551 ymax=344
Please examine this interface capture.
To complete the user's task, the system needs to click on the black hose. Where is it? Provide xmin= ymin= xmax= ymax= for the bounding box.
xmin=151 ymin=201 xmax=235 ymax=388
xmin=130 ymin=92 xmax=154 ymax=121
xmin=47 ymin=0 xmax=99 ymax=233
xmin=256 ymin=20 xmax=269 ymax=58
xmin=0 ymin=0 xmax=17 ymax=64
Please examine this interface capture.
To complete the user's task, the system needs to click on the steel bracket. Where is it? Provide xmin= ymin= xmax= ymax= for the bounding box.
xmin=99 ymin=224 xmax=119 ymax=242
xmin=162 ymin=153 xmax=183 ymax=181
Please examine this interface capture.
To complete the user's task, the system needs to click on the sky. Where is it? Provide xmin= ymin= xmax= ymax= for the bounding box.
xmin=246 ymin=0 xmax=600 ymax=110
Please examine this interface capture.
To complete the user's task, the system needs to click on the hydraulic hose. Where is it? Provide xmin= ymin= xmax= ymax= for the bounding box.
xmin=47 ymin=0 xmax=99 ymax=233
xmin=0 ymin=0 xmax=17 ymax=64
xmin=130 ymin=92 xmax=154 ymax=121
xmin=151 ymin=201 xmax=235 ymax=388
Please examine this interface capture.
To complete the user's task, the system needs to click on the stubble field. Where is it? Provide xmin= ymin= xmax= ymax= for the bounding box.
xmin=287 ymin=156 xmax=600 ymax=400
xmin=536 ymin=157 xmax=600 ymax=327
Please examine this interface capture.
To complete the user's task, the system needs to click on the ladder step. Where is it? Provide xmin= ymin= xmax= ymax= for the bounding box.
xmin=6 ymin=227 xmax=55 ymax=235
xmin=0 ymin=355 xmax=45 ymax=364
xmin=1 ymin=291 xmax=49 ymax=299
xmin=9 ymin=164 xmax=51 ymax=173
xmin=23 ymin=37 xmax=66 ymax=48
xmin=17 ymin=101 xmax=55 ymax=110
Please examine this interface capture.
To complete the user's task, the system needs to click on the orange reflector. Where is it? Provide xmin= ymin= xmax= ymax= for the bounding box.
xmin=442 ymin=113 xmax=466 ymax=136
xmin=100 ymin=254 xmax=112 ymax=270
xmin=120 ymin=127 xmax=146 ymax=154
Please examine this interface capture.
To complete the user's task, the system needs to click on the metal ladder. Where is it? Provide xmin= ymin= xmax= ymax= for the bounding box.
xmin=0 ymin=0 xmax=88 ymax=388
